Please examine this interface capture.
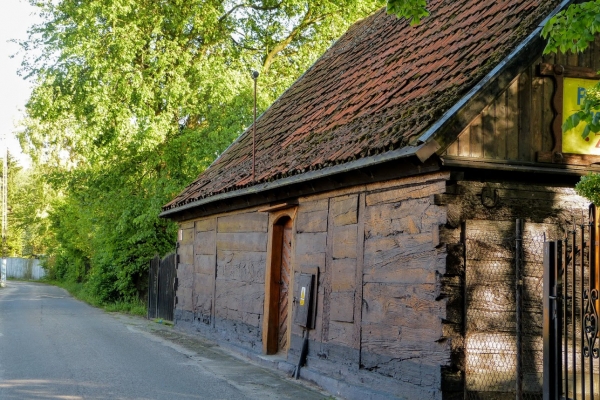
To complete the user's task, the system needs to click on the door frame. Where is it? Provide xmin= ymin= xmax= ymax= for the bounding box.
xmin=262 ymin=207 xmax=297 ymax=355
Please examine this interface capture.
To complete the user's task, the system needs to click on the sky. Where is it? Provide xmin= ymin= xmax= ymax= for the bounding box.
xmin=0 ymin=0 xmax=40 ymax=168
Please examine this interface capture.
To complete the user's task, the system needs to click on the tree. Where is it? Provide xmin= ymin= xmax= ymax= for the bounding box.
xmin=7 ymin=162 xmax=52 ymax=258
xmin=19 ymin=0 xmax=382 ymax=166
xmin=3 ymin=153 xmax=25 ymax=256
xmin=18 ymin=0 xmax=383 ymax=302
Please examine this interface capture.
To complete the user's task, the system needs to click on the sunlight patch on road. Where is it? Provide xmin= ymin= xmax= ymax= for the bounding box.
xmin=0 ymin=296 xmax=65 ymax=302
xmin=0 ymin=379 xmax=106 ymax=399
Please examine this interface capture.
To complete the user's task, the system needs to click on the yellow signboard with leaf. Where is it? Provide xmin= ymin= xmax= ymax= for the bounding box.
xmin=563 ymin=77 xmax=600 ymax=154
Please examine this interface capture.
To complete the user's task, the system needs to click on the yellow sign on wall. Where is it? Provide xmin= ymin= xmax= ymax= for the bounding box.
xmin=563 ymin=77 xmax=600 ymax=154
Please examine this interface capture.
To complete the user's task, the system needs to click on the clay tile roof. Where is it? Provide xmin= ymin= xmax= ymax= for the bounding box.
xmin=163 ymin=0 xmax=562 ymax=212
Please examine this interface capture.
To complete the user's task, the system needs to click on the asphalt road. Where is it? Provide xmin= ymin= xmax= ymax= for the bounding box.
xmin=0 ymin=281 xmax=328 ymax=400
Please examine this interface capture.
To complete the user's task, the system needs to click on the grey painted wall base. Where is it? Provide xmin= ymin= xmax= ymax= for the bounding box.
xmin=174 ymin=309 xmax=424 ymax=400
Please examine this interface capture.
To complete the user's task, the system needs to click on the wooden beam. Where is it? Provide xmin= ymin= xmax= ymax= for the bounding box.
xmin=210 ymin=218 xmax=217 ymax=328
xmin=353 ymin=193 xmax=366 ymax=367
xmin=442 ymin=155 xmax=600 ymax=175
xmin=537 ymin=151 xmax=600 ymax=166
xmin=322 ymin=198 xmax=334 ymax=343
xmin=258 ymin=202 xmax=298 ymax=212
xmin=161 ymin=158 xmax=440 ymax=222
xmin=539 ymin=63 xmax=600 ymax=79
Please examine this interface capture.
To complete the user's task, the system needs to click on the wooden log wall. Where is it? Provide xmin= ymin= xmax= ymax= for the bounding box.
xmin=194 ymin=218 xmax=216 ymax=325
xmin=175 ymin=220 xmax=195 ymax=319
xmin=173 ymin=210 xmax=268 ymax=351
xmin=359 ymin=176 xmax=448 ymax=394
xmin=291 ymin=171 xmax=450 ymax=400
xmin=174 ymin=171 xmax=452 ymax=400
xmin=214 ymin=213 xmax=268 ymax=341
xmin=173 ymin=170 xmax=591 ymax=399
xmin=444 ymin=41 xmax=600 ymax=163
xmin=438 ymin=178 xmax=588 ymax=399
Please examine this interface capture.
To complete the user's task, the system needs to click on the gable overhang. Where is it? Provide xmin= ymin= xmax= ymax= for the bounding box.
xmin=416 ymin=0 xmax=572 ymax=154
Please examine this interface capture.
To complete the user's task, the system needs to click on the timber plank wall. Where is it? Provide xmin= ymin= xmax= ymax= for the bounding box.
xmin=177 ymin=213 xmax=269 ymax=351
xmin=174 ymin=171 xmax=450 ymax=400
xmin=174 ymin=171 xmax=590 ymax=400
xmin=445 ymin=39 xmax=600 ymax=163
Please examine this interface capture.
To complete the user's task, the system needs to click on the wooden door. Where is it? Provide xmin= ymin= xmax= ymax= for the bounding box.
xmin=277 ymin=219 xmax=293 ymax=353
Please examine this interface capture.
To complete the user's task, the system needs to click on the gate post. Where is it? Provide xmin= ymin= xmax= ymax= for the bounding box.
xmin=543 ymin=240 xmax=562 ymax=400
xmin=148 ymin=255 xmax=160 ymax=319
xmin=515 ymin=219 xmax=523 ymax=400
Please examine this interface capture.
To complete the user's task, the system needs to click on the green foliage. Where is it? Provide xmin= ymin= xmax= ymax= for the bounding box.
xmin=1 ymin=153 xmax=49 ymax=258
xmin=4 ymin=154 xmax=24 ymax=256
xmin=386 ymin=0 xmax=428 ymax=25
xmin=576 ymin=173 xmax=600 ymax=205
xmin=542 ymin=1 xmax=600 ymax=54
xmin=105 ymin=300 xmax=147 ymax=316
xmin=12 ymin=170 xmax=52 ymax=257
xmin=541 ymin=1 xmax=600 ymax=140
xmin=18 ymin=0 xmax=382 ymax=306
xmin=45 ymin=279 xmax=146 ymax=316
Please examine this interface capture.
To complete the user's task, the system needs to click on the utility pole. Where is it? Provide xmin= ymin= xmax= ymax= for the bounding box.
xmin=1 ymin=132 xmax=6 ymax=288
xmin=251 ymin=70 xmax=259 ymax=182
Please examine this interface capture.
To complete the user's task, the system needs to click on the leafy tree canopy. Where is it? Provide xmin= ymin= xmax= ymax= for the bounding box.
xmin=18 ymin=0 xmax=383 ymax=302
xmin=20 ymin=0 xmax=381 ymax=166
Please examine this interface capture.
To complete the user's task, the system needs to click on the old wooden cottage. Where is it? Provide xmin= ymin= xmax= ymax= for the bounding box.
xmin=161 ymin=0 xmax=599 ymax=398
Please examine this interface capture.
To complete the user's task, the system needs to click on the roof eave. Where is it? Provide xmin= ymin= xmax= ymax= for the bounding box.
xmin=160 ymin=142 xmax=430 ymax=219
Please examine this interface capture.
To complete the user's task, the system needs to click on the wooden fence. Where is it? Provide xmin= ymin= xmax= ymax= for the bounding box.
xmin=147 ymin=253 xmax=176 ymax=321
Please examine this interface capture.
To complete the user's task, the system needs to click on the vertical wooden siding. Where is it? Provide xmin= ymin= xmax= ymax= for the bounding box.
xmin=445 ymin=39 xmax=600 ymax=162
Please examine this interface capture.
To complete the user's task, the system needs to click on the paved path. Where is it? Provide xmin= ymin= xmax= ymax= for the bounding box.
xmin=0 ymin=282 xmax=328 ymax=399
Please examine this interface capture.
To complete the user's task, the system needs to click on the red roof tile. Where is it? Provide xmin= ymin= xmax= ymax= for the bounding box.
xmin=164 ymin=0 xmax=561 ymax=212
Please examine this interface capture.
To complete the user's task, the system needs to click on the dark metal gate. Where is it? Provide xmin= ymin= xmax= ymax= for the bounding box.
xmin=147 ymin=253 xmax=176 ymax=321
xmin=543 ymin=204 xmax=599 ymax=400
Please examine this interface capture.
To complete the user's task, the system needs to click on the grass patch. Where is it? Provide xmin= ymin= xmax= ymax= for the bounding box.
xmin=104 ymin=300 xmax=147 ymax=316
xmin=152 ymin=318 xmax=173 ymax=326
xmin=44 ymin=280 xmax=147 ymax=317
